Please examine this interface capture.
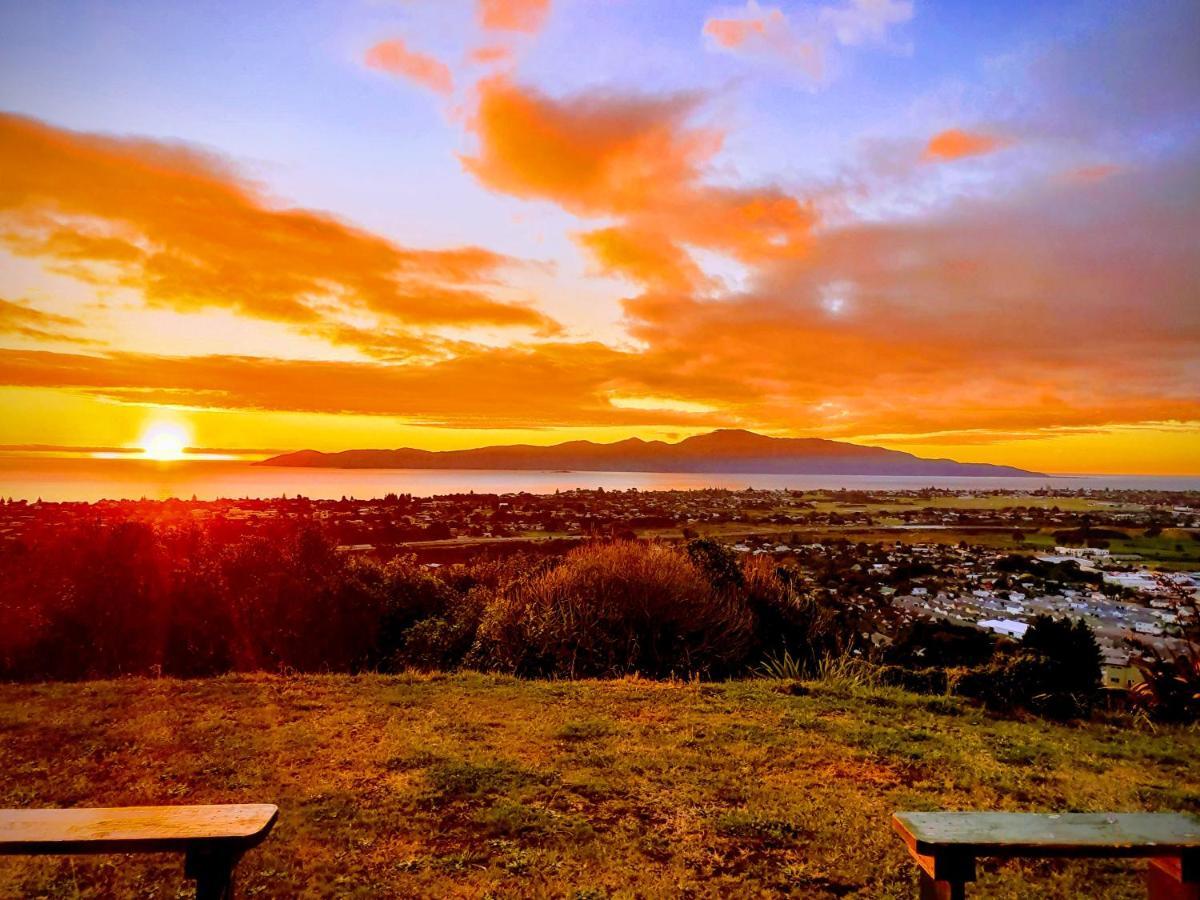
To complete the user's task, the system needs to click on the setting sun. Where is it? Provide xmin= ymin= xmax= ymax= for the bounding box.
xmin=139 ymin=422 xmax=189 ymax=461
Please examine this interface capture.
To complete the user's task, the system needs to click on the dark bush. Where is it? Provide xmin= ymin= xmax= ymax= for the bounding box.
xmin=740 ymin=556 xmax=844 ymax=675
xmin=876 ymin=665 xmax=949 ymax=694
xmin=1022 ymin=614 xmax=1102 ymax=702
xmin=951 ymin=653 xmax=1094 ymax=720
xmin=472 ymin=540 xmax=754 ymax=678
xmin=886 ymin=619 xmax=996 ymax=668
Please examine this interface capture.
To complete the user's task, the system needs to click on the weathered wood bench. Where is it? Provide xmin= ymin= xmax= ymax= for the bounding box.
xmin=893 ymin=812 xmax=1200 ymax=899
xmin=0 ymin=804 xmax=278 ymax=900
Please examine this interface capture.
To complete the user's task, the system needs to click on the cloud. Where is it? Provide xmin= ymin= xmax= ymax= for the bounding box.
xmin=462 ymin=77 xmax=718 ymax=216
xmin=461 ymin=76 xmax=815 ymax=281
xmin=703 ymin=2 xmax=823 ymax=81
xmin=0 ymin=345 xmax=726 ymax=429
xmin=4 ymin=3 xmax=1197 ymax=456
xmin=575 ymin=226 xmax=710 ymax=293
xmin=4 ymin=135 xmax=1198 ymax=442
xmin=820 ymin=0 xmax=913 ymax=46
xmin=615 ymin=149 xmax=1200 ymax=438
xmin=923 ymin=128 xmax=1009 ymax=161
xmin=469 ymin=44 xmax=515 ymax=66
xmin=0 ymin=113 xmax=557 ymax=343
xmin=478 ymin=0 xmax=551 ymax=34
xmin=0 ymin=298 xmax=92 ymax=344
xmin=702 ymin=0 xmax=913 ymax=84
xmin=364 ymin=39 xmax=454 ymax=94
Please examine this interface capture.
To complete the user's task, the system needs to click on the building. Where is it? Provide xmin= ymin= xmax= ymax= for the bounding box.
xmin=978 ymin=618 xmax=1028 ymax=639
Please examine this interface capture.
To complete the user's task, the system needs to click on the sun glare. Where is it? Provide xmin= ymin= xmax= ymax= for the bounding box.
xmin=139 ymin=422 xmax=190 ymax=461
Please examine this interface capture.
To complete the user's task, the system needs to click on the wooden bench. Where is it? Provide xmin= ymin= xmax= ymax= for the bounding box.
xmin=893 ymin=812 xmax=1200 ymax=899
xmin=0 ymin=804 xmax=278 ymax=900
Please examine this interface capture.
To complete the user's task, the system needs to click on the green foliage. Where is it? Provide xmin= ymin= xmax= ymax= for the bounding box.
xmin=1131 ymin=646 xmax=1200 ymax=724
xmin=757 ymin=649 xmax=808 ymax=681
xmin=951 ymin=654 xmax=1092 ymax=720
xmin=945 ymin=616 xmax=1102 ymax=720
xmin=0 ymin=525 xmax=851 ymax=683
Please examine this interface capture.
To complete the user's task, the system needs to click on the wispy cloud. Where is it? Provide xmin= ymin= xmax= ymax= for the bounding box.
xmin=364 ymin=38 xmax=454 ymax=95
xmin=702 ymin=0 xmax=913 ymax=85
xmin=0 ymin=298 xmax=92 ymax=344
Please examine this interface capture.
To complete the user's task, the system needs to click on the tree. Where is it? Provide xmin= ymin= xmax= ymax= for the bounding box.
xmin=1021 ymin=614 xmax=1102 ymax=706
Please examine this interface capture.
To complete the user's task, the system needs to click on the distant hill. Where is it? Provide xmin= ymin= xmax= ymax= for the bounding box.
xmin=257 ymin=429 xmax=1042 ymax=477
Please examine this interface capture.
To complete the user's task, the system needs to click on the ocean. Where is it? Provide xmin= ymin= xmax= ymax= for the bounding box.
xmin=1 ymin=455 xmax=1197 ymax=502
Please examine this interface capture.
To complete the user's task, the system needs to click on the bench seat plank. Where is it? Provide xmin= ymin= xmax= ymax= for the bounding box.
xmin=894 ymin=812 xmax=1200 ymax=859
xmin=0 ymin=805 xmax=278 ymax=856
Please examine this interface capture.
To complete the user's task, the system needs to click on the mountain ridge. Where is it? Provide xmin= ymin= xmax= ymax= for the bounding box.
xmin=257 ymin=429 xmax=1043 ymax=477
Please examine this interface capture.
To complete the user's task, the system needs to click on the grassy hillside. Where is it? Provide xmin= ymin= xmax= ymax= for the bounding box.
xmin=0 ymin=674 xmax=1197 ymax=898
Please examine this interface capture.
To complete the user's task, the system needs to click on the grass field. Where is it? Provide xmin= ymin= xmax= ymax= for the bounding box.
xmin=1 ymin=674 xmax=1197 ymax=898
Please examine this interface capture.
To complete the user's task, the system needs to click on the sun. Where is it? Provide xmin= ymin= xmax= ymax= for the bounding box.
xmin=139 ymin=422 xmax=190 ymax=461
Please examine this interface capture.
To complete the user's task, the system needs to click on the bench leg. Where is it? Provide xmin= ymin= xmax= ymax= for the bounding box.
xmin=185 ymin=846 xmax=243 ymax=900
xmin=1148 ymin=857 xmax=1200 ymax=900
xmin=919 ymin=870 xmax=967 ymax=900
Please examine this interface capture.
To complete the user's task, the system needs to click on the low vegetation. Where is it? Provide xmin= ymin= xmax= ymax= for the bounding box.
xmin=0 ymin=524 xmax=842 ymax=682
xmin=1 ymin=673 xmax=1196 ymax=898
xmin=4 ymin=522 xmax=1196 ymax=723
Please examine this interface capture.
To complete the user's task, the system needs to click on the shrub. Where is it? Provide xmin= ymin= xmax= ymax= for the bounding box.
xmin=685 ymin=538 xmax=744 ymax=590
xmin=875 ymin=665 xmax=949 ymax=694
xmin=741 ymin=556 xmax=844 ymax=675
xmin=885 ymin=620 xmax=995 ymax=669
xmin=395 ymin=589 xmax=488 ymax=671
xmin=951 ymin=654 xmax=1092 ymax=720
xmin=1130 ymin=646 xmax=1200 ymax=724
xmin=472 ymin=540 xmax=753 ymax=678
xmin=1021 ymin=614 xmax=1102 ymax=703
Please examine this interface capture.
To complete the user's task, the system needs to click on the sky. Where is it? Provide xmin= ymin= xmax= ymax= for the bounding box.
xmin=0 ymin=0 xmax=1197 ymax=474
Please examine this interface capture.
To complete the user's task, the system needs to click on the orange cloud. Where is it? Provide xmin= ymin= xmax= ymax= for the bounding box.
xmin=923 ymin=128 xmax=1009 ymax=161
xmin=0 ymin=345 xmax=722 ymax=430
xmin=0 ymin=298 xmax=91 ymax=344
xmin=462 ymin=77 xmax=815 ymax=286
xmin=576 ymin=227 xmax=709 ymax=293
xmin=463 ymin=77 xmax=718 ymax=215
xmin=702 ymin=4 xmax=822 ymax=81
xmin=478 ymin=0 xmax=551 ymax=34
xmin=470 ymin=44 xmax=515 ymax=66
xmin=704 ymin=11 xmax=777 ymax=48
xmin=0 ymin=113 xmax=556 ymax=342
xmin=364 ymin=39 xmax=453 ymax=94
xmin=3 ymin=97 xmax=1196 ymax=458
xmin=702 ymin=0 xmax=911 ymax=84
